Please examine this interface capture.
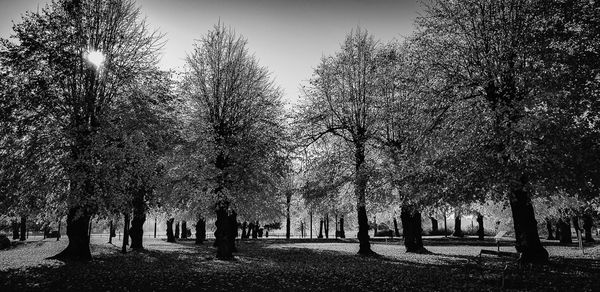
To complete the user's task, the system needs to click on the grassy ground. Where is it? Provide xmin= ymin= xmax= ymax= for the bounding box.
xmin=0 ymin=236 xmax=598 ymax=291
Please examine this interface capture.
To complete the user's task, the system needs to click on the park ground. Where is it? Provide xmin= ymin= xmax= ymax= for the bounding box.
xmin=0 ymin=236 xmax=599 ymax=291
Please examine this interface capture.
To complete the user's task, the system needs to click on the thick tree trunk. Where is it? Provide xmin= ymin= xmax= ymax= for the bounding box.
xmin=181 ymin=221 xmax=188 ymax=239
xmin=393 ymin=217 xmax=400 ymax=237
xmin=241 ymin=221 xmax=247 ymax=239
xmin=12 ymin=220 xmax=19 ymax=240
xmin=545 ymin=218 xmax=555 ymax=240
xmin=252 ymin=221 xmax=259 ymax=239
xmin=339 ymin=215 xmax=345 ymax=238
xmin=355 ymin=143 xmax=372 ymax=255
xmin=324 ymin=213 xmax=329 ymax=239
xmin=555 ymin=220 xmax=561 ymax=240
xmin=88 ymin=218 xmax=93 ymax=238
xmin=175 ymin=221 xmax=180 ymax=239
xmin=122 ymin=213 xmax=130 ymax=253
xmin=558 ymin=218 xmax=572 ymax=244
xmin=430 ymin=217 xmax=438 ymax=233
xmin=229 ymin=210 xmax=238 ymax=253
xmin=214 ymin=200 xmax=233 ymax=260
xmin=19 ymin=216 xmax=26 ymax=241
xmin=476 ymin=214 xmax=484 ymax=240
xmin=51 ymin=206 xmax=92 ymax=260
xmin=318 ymin=219 xmax=324 ymax=238
xmin=453 ymin=213 xmax=463 ymax=237
xmin=583 ymin=215 xmax=595 ymax=243
xmin=166 ymin=218 xmax=175 ymax=243
xmin=247 ymin=222 xmax=254 ymax=239
xmin=195 ymin=216 xmax=206 ymax=244
xmin=130 ymin=193 xmax=146 ymax=250
xmin=400 ymin=205 xmax=427 ymax=253
xmin=508 ymin=179 xmax=549 ymax=263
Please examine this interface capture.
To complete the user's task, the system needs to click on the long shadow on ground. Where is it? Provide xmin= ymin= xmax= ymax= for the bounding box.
xmin=0 ymin=239 xmax=598 ymax=291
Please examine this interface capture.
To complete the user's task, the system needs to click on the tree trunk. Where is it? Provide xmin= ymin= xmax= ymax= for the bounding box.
xmin=130 ymin=192 xmax=146 ymax=250
xmin=555 ymin=220 xmax=561 ymax=240
xmin=583 ymin=215 xmax=595 ymax=243
xmin=181 ymin=221 xmax=188 ymax=239
xmin=174 ymin=221 xmax=180 ymax=239
xmin=355 ymin=143 xmax=372 ymax=255
xmin=19 ymin=216 xmax=26 ymax=241
xmin=400 ymin=205 xmax=427 ymax=253
xmin=166 ymin=218 xmax=175 ymax=243
xmin=214 ymin=200 xmax=233 ymax=260
xmin=476 ymin=214 xmax=484 ymax=240
xmin=108 ymin=220 xmax=113 ymax=244
xmin=318 ymin=219 xmax=323 ymax=238
xmin=252 ymin=221 xmax=259 ymax=239
xmin=241 ymin=221 xmax=247 ymax=239
xmin=324 ymin=213 xmax=329 ymax=239
xmin=50 ymin=206 xmax=92 ymax=260
xmin=195 ymin=216 xmax=206 ymax=244
xmin=373 ymin=216 xmax=377 ymax=237
xmin=545 ymin=218 xmax=555 ymax=240
xmin=154 ymin=217 xmax=157 ymax=239
xmin=286 ymin=193 xmax=291 ymax=239
xmin=393 ymin=217 xmax=400 ymax=237
xmin=508 ymin=179 xmax=549 ymax=263
xmin=122 ymin=213 xmax=130 ymax=253
xmin=339 ymin=215 xmax=346 ymax=238
xmin=453 ymin=213 xmax=463 ymax=237
xmin=229 ymin=210 xmax=238 ymax=253
xmin=310 ymin=212 xmax=313 ymax=239
xmin=558 ymin=218 xmax=572 ymax=244
xmin=12 ymin=220 xmax=19 ymax=240
xmin=430 ymin=217 xmax=438 ymax=233
xmin=88 ymin=218 xmax=93 ymax=238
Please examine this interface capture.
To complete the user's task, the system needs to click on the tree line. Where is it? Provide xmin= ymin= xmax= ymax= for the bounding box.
xmin=1 ymin=0 xmax=599 ymax=264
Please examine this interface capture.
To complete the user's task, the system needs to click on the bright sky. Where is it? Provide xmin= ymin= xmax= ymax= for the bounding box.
xmin=0 ymin=0 xmax=420 ymax=105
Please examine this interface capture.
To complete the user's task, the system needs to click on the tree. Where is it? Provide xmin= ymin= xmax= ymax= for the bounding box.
xmin=0 ymin=0 xmax=163 ymax=260
xmin=295 ymin=28 xmax=385 ymax=255
xmin=414 ymin=0 xmax=560 ymax=263
xmin=182 ymin=23 xmax=287 ymax=259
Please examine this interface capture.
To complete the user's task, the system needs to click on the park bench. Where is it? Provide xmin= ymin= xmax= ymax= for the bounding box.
xmin=478 ymin=230 xmax=520 ymax=258
xmin=468 ymin=231 xmax=521 ymax=288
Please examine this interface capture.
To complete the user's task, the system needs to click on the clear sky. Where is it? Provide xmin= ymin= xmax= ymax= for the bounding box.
xmin=0 ymin=0 xmax=420 ymax=105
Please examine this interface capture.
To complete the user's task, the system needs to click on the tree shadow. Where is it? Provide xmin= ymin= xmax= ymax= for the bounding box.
xmin=1 ymin=239 xmax=599 ymax=291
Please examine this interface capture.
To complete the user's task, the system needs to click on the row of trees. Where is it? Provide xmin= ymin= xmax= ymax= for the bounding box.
xmin=0 ymin=0 xmax=289 ymax=260
xmin=1 ymin=0 xmax=599 ymax=265
xmin=294 ymin=0 xmax=600 ymax=263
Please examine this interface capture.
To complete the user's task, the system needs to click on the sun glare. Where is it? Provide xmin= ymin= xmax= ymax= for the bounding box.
xmin=86 ymin=50 xmax=105 ymax=69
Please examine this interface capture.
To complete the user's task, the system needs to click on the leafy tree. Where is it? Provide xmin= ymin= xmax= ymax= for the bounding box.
xmin=0 ymin=0 xmax=163 ymax=260
xmin=182 ymin=23 xmax=287 ymax=259
xmin=295 ymin=28 xmax=386 ymax=255
xmin=413 ymin=0 xmax=600 ymax=263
